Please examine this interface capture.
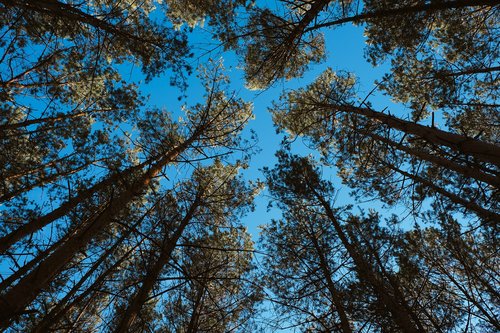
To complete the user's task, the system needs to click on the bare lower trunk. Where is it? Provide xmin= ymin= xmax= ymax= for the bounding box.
xmin=185 ymin=285 xmax=205 ymax=333
xmin=0 ymin=160 xmax=97 ymax=202
xmin=0 ymin=229 xmax=71 ymax=292
xmin=365 ymin=131 xmax=499 ymax=188
xmin=0 ymin=161 xmax=146 ymax=254
xmin=3 ymin=152 xmax=78 ymax=182
xmin=307 ymin=227 xmax=353 ymax=333
xmin=0 ymin=0 xmax=157 ymax=46
xmin=32 ymin=236 xmax=143 ymax=333
xmin=381 ymin=160 xmax=499 ymax=223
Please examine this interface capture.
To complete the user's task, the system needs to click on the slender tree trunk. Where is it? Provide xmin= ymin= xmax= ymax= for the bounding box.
xmin=306 ymin=0 xmax=498 ymax=32
xmin=364 ymin=131 xmax=499 ymax=188
xmin=430 ymin=65 xmax=500 ymax=78
xmin=306 ymin=227 xmax=353 ymax=333
xmin=0 ymin=0 xmax=158 ymax=46
xmin=32 ymin=235 xmax=143 ymax=333
xmin=349 ymin=228 xmax=427 ymax=332
xmin=433 ymin=259 xmax=500 ymax=330
xmin=32 ymin=202 xmax=159 ymax=331
xmin=0 ymin=108 xmax=117 ymax=132
xmin=113 ymin=195 xmax=202 ymax=333
xmin=0 ymin=159 xmax=98 ymax=202
xmin=311 ymin=189 xmax=420 ymax=333
xmin=0 ymin=160 xmax=147 ymax=254
xmin=380 ymin=160 xmax=500 ymax=223
xmin=0 ymin=112 xmax=86 ymax=132
xmin=323 ymin=103 xmax=500 ymax=167
xmin=2 ymin=152 xmax=80 ymax=182
xmin=0 ymin=229 xmax=71 ymax=292
xmin=0 ymin=137 xmax=195 ymax=327
xmin=289 ymin=0 xmax=331 ymax=40
xmin=185 ymin=284 xmax=206 ymax=333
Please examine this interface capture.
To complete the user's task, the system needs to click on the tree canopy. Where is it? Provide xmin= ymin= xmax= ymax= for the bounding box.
xmin=0 ymin=0 xmax=498 ymax=332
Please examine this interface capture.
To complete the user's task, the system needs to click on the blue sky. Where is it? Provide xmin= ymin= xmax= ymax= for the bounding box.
xmin=133 ymin=21 xmax=413 ymax=330
xmin=1 ymin=3 xmax=473 ymax=331
xmin=138 ymin=21 xmax=398 ymax=244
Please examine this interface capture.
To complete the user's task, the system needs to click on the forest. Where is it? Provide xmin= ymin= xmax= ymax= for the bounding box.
xmin=0 ymin=0 xmax=498 ymax=332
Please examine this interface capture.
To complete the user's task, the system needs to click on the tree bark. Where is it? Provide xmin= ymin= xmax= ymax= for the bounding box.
xmin=0 ymin=229 xmax=70 ymax=292
xmin=0 ymin=108 xmax=118 ymax=132
xmin=2 ymin=152 xmax=79 ymax=182
xmin=185 ymin=284 xmax=205 ymax=333
xmin=306 ymin=0 xmax=498 ymax=32
xmin=306 ymin=226 xmax=353 ymax=333
xmin=0 ymin=136 xmax=195 ymax=327
xmin=380 ymin=160 xmax=500 ymax=223
xmin=0 ymin=160 xmax=147 ymax=254
xmin=363 ymin=131 xmax=500 ymax=188
xmin=32 ymin=234 xmax=142 ymax=333
xmin=0 ymin=159 xmax=98 ymax=202
xmin=323 ymin=103 xmax=500 ymax=167
xmin=0 ymin=0 xmax=160 ymax=47
xmin=311 ymin=189 xmax=420 ymax=333
xmin=113 ymin=194 xmax=202 ymax=333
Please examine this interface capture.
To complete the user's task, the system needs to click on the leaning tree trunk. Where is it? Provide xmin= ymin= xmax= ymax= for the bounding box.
xmin=0 ymin=160 xmax=148 ymax=254
xmin=32 ymin=237 xmax=143 ymax=333
xmin=0 ymin=136 xmax=196 ymax=328
xmin=363 ymin=130 xmax=499 ymax=188
xmin=31 ymin=204 xmax=156 ymax=332
xmin=380 ymin=160 xmax=500 ymax=223
xmin=0 ymin=159 xmax=100 ymax=202
xmin=306 ymin=226 xmax=354 ymax=333
xmin=311 ymin=189 xmax=421 ymax=333
xmin=323 ymin=103 xmax=500 ymax=167
xmin=0 ymin=228 xmax=71 ymax=292
xmin=113 ymin=194 xmax=202 ymax=333
xmin=306 ymin=0 xmax=499 ymax=31
xmin=0 ymin=0 xmax=153 ymax=45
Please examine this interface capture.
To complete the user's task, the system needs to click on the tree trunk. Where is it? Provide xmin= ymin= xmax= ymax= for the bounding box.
xmin=364 ymin=131 xmax=499 ymax=188
xmin=289 ymin=0 xmax=331 ymax=40
xmin=32 ymin=203 xmax=158 ymax=331
xmin=0 ymin=229 xmax=71 ymax=292
xmin=32 ymin=235 xmax=143 ymax=333
xmin=0 ymin=160 xmax=147 ymax=254
xmin=0 ymin=0 xmax=158 ymax=46
xmin=380 ymin=160 xmax=500 ymax=223
xmin=0 ymin=159 xmax=98 ymax=202
xmin=113 ymin=195 xmax=202 ymax=333
xmin=306 ymin=226 xmax=353 ymax=333
xmin=2 ymin=152 xmax=78 ymax=182
xmin=348 ymin=227 xmax=426 ymax=331
xmin=306 ymin=0 xmax=498 ymax=31
xmin=324 ymin=103 xmax=500 ymax=167
xmin=311 ymin=189 xmax=420 ymax=333
xmin=0 ymin=107 xmax=119 ymax=132
xmin=0 ymin=137 xmax=194 ymax=327
xmin=185 ymin=284 xmax=206 ymax=333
